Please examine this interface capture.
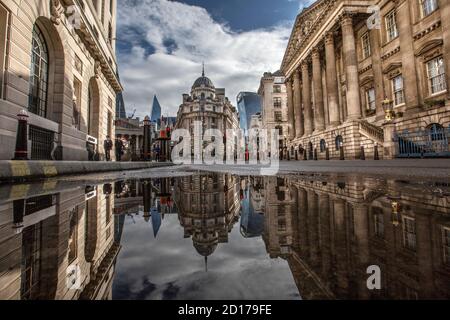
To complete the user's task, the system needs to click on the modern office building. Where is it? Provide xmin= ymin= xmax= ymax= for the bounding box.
xmin=150 ymin=95 xmax=162 ymax=123
xmin=237 ymin=92 xmax=261 ymax=131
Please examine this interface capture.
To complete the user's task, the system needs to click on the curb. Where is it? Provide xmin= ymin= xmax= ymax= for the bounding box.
xmin=0 ymin=161 xmax=175 ymax=184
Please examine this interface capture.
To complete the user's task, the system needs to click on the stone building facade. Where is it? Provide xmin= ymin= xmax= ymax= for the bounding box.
xmin=282 ymin=0 xmax=450 ymax=160
xmin=258 ymin=71 xmax=289 ymax=155
xmin=174 ymin=71 xmax=239 ymax=158
xmin=0 ymin=182 xmax=119 ymax=300
xmin=0 ymin=0 xmax=121 ymax=161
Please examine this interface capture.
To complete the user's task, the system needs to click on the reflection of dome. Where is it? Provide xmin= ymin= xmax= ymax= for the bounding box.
xmin=192 ymin=76 xmax=215 ymax=90
xmin=193 ymin=242 xmax=218 ymax=257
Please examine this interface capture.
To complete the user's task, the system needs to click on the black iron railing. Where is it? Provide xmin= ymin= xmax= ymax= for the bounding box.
xmin=29 ymin=125 xmax=54 ymax=160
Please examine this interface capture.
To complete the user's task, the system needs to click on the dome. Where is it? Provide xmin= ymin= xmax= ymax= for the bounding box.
xmin=192 ymin=76 xmax=215 ymax=90
xmin=193 ymin=242 xmax=218 ymax=257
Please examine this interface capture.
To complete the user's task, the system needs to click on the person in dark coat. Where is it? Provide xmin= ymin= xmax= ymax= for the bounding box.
xmin=104 ymin=136 xmax=113 ymax=161
xmin=115 ymin=138 xmax=123 ymax=161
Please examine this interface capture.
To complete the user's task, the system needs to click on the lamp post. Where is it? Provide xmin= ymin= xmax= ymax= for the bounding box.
xmin=143 ymin=116 xmax=151 ymax=161
xmin=382 ymin=98 xmax=394 ymax=122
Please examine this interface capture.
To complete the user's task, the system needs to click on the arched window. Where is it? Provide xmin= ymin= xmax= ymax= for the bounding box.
xmin=275 ymin=126 xmax=283 ymax=135
xmin=335 ymin=135 xmax=343 ymax=150
xmin=29 ymin=24 xmax=49 ymax=117
xmin=427 ymin=123 xmax=445 ymax=141
xmin=320 ymin=139 xmax=326 ymax=152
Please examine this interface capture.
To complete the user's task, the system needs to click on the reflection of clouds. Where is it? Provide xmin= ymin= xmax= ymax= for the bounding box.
xmin=113 ymin=215 xmax=300 ymax=300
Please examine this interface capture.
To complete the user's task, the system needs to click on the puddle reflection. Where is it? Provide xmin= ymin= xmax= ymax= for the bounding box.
xmin=0 ymin=173 xmax=449 ymax=300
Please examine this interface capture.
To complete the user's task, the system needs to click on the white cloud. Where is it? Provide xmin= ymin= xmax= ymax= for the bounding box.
xmin=117 ymin=0 xmax=292 ymax=118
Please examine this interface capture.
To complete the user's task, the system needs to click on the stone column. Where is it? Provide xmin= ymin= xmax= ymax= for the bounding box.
xmin=307 ymin=190 xmax=319 ymax=267
xmin=369 ymin=29 xmax=386 ymax=119
xmin=286 ymin=78 xmax=296 ymax=140
xmin=293 ymin=70 xmax=304 ymax=137
xmin=318 ymin=193 xmax=331 ymax=278
xmin=301 ymin=61 xmax=313 ymax=135
xmin=312 ymin=48 xmax=326 ymax=131
xmin=341 ymin=12 xmax=362 ymax=120
xmin=439 ymin=0 xmax=450 ymax=96
xmin=333 ymin=198 xmax=349 ymax=296
xmin=325 ymin=32 xmax=341 ymax=127
xmin=353 ymin=204 xmax=370 ymax=299
xmin=297 ymin=188 xmax=309 ymax=257
xmin=397 ymin=0 xmax=420 ymax=108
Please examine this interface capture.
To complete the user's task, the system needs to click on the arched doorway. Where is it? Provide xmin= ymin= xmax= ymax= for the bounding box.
xmin=335 ymin=135 xmax=343 ymax=151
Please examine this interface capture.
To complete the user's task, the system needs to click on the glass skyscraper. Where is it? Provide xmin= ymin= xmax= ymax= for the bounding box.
xmin=237 ymin=92 xmax=261 ymax=131
xmin=150 ymin=95 xmax=162 ymax=122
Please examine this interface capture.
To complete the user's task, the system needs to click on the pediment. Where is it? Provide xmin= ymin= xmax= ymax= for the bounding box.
xmin=382 ymin=62 xmax=402 ymax=74
xmin=415 ymin=39 xmax=443 ymax=56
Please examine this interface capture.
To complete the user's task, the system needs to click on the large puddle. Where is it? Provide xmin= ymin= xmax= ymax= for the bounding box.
xmin=0 ymin=172 xmax=449 ymax=300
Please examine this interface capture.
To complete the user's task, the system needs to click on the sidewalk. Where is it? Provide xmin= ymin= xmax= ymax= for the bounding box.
xmin=0 ymin=160 xmax=174 ymax=183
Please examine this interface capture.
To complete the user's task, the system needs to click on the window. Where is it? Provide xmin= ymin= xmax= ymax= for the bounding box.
xmin=0 ymin=4 xmax=9 ymax=99
xmin=320 ymin=139 xmax=326 ymax=152
xmin=392 ymin=75 xmax=405 ymax=106
xmin=108 ymin=23 xmax=113 ymax=45
xmin=110 ymin=0 xmax=114 ymax=13
xmin=421 ymin=0 xmax=438 ymax=17
xmin=101 ymin=0 xmax=105 ymax=23
xmin=73 ymin=78 xmax=82 ymax=129
xmin=107 ymin=111 xmax=112 ymax=137
xmin=373 ymin=210 xmax=385 ymax=238
xmin=361 ymin=32 xmax=371 ymax=59
xmin=74 ymin=54 xmax=83 ymax=75
xmin=443 ymin=227 xmax=450 ymax=265
xmin=366 ymin=88 xmax=376 ymax=111
xmin=68 ymin=207 xmax=78 ymax=264
xmin=273 ymin=97 xmax=282 ymax=108
xmin=402 ymin=216 xmax=416 ymax=251
xmin=427 ymin=123 xmax=445 ymax=141
xmin=274 ymin=111 xmax=282 ymax=122
xmin=275 ymin=125 xmax=283 ymax=135
xmin=385 ymin=10 xmax=398 ymax=42
xmin=427 ymin=56 xmax=447 ymax=95
xmin=335 ymin=135 xmax=343 ymax=150
xmin=273 ymin=85 xmax=281 ymax=93
xmin=29 ymin=25 xmax=49 ymax=118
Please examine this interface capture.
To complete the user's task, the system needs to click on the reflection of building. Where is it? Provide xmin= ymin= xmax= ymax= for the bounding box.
xmin=0 ymin=0 xmax=121 ymax=160
xmin=282 ymin=177 xmax=450 ymax=300
xmin=240 ymin=177 xmax=265 ymax=238
xmin=0 ymin=183 xmax=120 ymax=300
xmin=175 ymin=174 xmax=240 ymax=263
xmin=258 ymin=71 xmax=289 ymax=156
xmin=174 ymin=68 xmax=240 ymax=157
xmin=261 ymin=177 xmax=296 ymax=259
xmin=282 ymin=0 xmax=450 ymax=159
xmin=237 ymin=92 xmax=262 ymax=131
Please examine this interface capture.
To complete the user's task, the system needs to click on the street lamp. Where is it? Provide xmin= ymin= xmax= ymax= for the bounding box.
xmin=382 ymin=98 xmax=395 ymax=122
xmin=390 ymin=199 xmax=401 ymax=227
xmin=143 ymin=116 xmax=151 ymax=161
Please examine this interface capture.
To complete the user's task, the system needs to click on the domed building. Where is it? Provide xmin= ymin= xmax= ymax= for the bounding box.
xmin=175 ymin=67 xmax=240 ymax=158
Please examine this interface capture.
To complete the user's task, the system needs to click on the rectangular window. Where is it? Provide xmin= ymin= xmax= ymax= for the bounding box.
xmin=385 ymin=10 xmax=398 ymax=42
xmin=402 ymin=216 xmax=417 ymax=251
xmin=273 ymin=85 xmax=282 ymax=93
xmin=273 ymin=97 xmax=282 ymax=108
xmin=107 ymin=111 xmax=112 ymax=137
xmin=274 ymin=111 xmax=282 ymax=122
xmin=74 ymin=54 xmax=83 ymax=75
xmin=101 ymin=0 xmax=105 ymax=23
xmin=421 ymin=0 xmax=438 ymax=17
xmin=443 ymin=227 xmax=450 ymax=265
xmin=0 ymin=4 xmax=9 ymax=99
xmin=110 ymin=0 xmax=114 ymax=14
xmin=366 ymin=88 xmax=376 ymax=111
xmin=362 ymin=32 xmax=371 ymax=59
xmin=73 ymin=78 xmax=82 ymax=129
xmin=374 ymin=212 xmax=385 ymax=238
xmin=427 ymin=56 xmax=447 ymax=95
xmin=392 ymin=75 xmax=405 ymax=106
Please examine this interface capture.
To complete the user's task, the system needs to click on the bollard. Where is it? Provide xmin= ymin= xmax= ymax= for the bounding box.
xmin=360 ymin=144 xmax=366 ymax=160
xmin=325 ymin=148 xmax=330 ymax=160
xmin=314 ymin=148 xmax=318 ymax=161
xmin=374 ymin=143 xmax=380 ymax=160
xmin=13 ymin=110 xmax=29 ymax=160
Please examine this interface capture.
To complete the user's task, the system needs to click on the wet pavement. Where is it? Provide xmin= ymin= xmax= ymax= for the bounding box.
xmin=0 ymin=168 xmax=449 ymax=300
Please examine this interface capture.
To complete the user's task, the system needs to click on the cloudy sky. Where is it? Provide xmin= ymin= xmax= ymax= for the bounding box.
xmin=116 ymin=0 xmax=314 ymax=118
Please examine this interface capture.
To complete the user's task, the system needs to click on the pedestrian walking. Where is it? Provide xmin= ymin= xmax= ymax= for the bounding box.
xmin=104 ymin=136 xmax=113 ymax=161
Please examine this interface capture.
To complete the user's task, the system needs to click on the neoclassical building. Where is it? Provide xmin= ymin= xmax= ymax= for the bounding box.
xmin=0 ymin=0 xmax=121 ymax=161
xmin=282 ymin=0 xmax=450 ymax=159
xmin=258 ymin=71 xmax=289 ymax=156
xmin=174 ymin=70 xmax=240 ymax=158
